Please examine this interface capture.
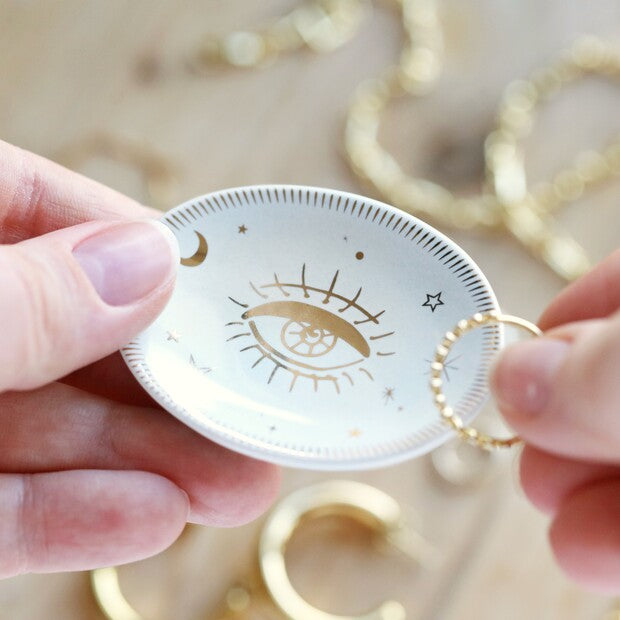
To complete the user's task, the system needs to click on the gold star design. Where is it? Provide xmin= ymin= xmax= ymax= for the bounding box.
xmin=349 ymin=428 xmax=362 ymax=437
xmin=238 ymin=225 xmax=247 ymax=234
xmin=166 ymin=330 xmax=180 ymax=343
xmin=382 ymin=387 xmax=395 ymax=404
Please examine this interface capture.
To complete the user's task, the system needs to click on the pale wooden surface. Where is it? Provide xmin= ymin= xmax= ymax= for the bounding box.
xmin=0 ymin=1 xmax=619 ymax=619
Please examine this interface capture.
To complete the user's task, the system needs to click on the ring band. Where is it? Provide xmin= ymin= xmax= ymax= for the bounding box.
xmin=430 ymin=311 xmax=542 ymax=450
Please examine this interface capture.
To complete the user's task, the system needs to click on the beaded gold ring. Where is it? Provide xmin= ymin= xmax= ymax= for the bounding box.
xmin=430 ymin=311 xmax=542 ymax=451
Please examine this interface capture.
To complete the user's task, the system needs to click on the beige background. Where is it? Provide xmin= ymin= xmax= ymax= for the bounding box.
xmin=1 ymin=1 xmax=619 ymax=618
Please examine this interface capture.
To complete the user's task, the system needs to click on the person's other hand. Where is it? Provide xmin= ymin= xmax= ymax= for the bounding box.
xmin=491 ymin=249 xmax=620 ymax=593
xmin=0 ymin=140 xmax=280 ymax=578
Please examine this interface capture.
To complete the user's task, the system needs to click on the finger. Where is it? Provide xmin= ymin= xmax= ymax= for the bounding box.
xmin=550 ymin=479 xmax=620 ymax=594
xmin=490 ymin=313 xmax=620 ymax=462
xmin=0 ymin=139 xmax=159 ymax=243
xmin=0 ymin=383 xmax=281 ymax=527
xmin=0 ymin=219 xmax=178 ymax=392
xmin=0 ymin=470 xmax=188 ymax=578
xmin=519 ymin=445 xmax=620 ymax=515
xmin=62 ymin=352 xmax=157 ymax=408
xmin=538 ymin=248 xmax=620 ymax=330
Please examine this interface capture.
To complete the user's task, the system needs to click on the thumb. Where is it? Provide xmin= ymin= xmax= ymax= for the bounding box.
xmin=490 ymin=315 xmax=620 ymax=463
xmin=0 ymin=219 xmax=178 ymax=392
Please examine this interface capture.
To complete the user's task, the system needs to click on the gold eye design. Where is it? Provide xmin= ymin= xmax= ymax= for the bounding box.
xmin=244 ymin=301 xmax=371 ymax=361
xmin=226 ymin=264 xmax=395 ymax=394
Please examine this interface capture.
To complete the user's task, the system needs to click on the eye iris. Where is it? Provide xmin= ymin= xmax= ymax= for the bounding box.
xmin=281 ymin=320 xmax=338 ymax=358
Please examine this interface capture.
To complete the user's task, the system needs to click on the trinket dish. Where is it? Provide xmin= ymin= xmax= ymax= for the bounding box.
xmin=122 ymin=186 xmax=501 ymax=469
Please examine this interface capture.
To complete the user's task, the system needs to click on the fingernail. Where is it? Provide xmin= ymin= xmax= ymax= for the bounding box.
xmin=491 ymin=339 xmax=570 ymax=417
xmin=73 ymin=220 xmax=179 ymax=306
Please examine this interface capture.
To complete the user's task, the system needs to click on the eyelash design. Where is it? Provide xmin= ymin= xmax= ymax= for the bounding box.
xmin=226 ymin=264 xmax=395 ymax=393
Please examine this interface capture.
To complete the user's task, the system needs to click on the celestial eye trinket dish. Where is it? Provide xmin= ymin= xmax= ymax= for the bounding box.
xmin=122 ymin=186 xmax=503 ymax=470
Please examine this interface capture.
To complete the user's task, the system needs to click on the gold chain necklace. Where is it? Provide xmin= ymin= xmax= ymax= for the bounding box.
xmin=191 ymin=0 xmax=369 ymax=69
xmin=199 ymin=0 xmax=620 ymax=282
xmin=344 ymin=0 xmax=620 ymax=281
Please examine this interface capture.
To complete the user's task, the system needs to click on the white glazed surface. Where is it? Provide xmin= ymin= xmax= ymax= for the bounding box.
xmin=122 ymin=186 xmax=501 ymax=469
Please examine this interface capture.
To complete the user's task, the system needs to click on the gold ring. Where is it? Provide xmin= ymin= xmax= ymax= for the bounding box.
xmin=430 ymin=311 xmax=542 ymax=450
xmin=259 ymin=480 xmax=414 ymax=620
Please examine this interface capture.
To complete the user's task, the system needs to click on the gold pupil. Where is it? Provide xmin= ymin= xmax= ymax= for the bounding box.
xmin=281 ymin=320 xmax=338 ymax=357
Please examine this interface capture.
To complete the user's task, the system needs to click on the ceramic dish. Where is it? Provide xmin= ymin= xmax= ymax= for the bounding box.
xmin=122 ymin=186 xmax=501 ymax=470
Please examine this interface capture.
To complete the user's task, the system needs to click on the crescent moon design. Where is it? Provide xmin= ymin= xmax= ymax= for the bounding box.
xmin=180 ymin=231 xmax=208 ymax=267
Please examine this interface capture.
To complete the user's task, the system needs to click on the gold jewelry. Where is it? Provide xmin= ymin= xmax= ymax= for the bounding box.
xmin=91 ymin=567 xmax=141 ymax=620
xmin=345 ymin=1 xmax=620 ymax=282
xmin=92 ymin=565 xmax=271 ymax=620
xmin=430 ymin=311 xmax=542 ymax=450
xmin=190 ymin=1 xmax=619 ymax=281
xmin=190 ymin=0 xmax=369 ymax=71
xmin=53 ymin=134 xmax=179 ymax=210
xmin=487 ymin=37 xmax=620 ymax=281
xmin=91 ymin=481 xmax=435 ymax=619
xmin=189 ymin=1 xmax=620 ymax=280
xmin=259 ymin=480 xmax=436 ymax=620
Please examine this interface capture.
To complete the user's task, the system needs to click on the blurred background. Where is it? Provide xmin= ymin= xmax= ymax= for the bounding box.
xmin=1 ymin=1 xmax=619 ymax=618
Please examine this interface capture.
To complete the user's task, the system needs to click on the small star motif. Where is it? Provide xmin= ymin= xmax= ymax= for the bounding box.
xmin=166 ymin=330 xmax=180 ymax=343
xmin=189 ymin=354 xmax=212 ymax=374
xmin=349 ymin=428 xmax=362 ymax=438
xmin=238 ymin=225 xmax=247 ymax=234
xmin=382 ymin=387 xmax=395 ymax=404
xmin=422 ymin=292 xmax=444 ymax=313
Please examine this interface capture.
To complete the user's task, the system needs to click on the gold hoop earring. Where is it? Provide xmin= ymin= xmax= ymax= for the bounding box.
xmin=91 ymin=566 xmax=141 ymax=620
xmin=92 ymin=481 xmax=434 ymax=619
xmin=259 ymin=480 xmax=435 ymax=620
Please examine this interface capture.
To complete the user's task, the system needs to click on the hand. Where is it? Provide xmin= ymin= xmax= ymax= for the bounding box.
xmin=491 ymin=249 xmax=620 ymax=593
xmin=0 ymin=140 xmax=280 ymax=578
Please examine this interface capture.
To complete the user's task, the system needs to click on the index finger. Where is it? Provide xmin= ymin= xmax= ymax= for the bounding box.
xmin=0 ymin=139 xmax=159 ymax=243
